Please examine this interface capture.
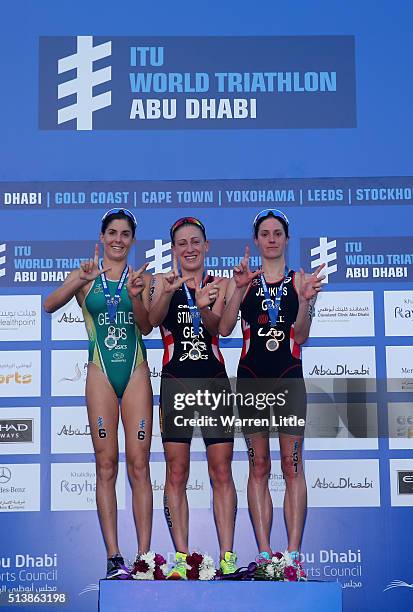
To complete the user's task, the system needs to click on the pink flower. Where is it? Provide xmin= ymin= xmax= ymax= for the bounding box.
xmin=154 ymin=554 xmax=166 ymax=566
xmin=274 ymin=552 xmax=283 ymax=560
xmin=284 ymin=566 xmax=298 ymax=581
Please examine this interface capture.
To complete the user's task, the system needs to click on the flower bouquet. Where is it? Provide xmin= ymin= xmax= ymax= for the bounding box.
xmin=253 ymin=551 xmax=306 ymax=582
xmin=186 ymin=552 xmax=217 ymax=580
xmin=131 ymin=552 xmax=168 ymax=580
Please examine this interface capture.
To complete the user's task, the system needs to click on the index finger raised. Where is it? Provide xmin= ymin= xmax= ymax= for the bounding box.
xmin=172 ymin=252 xmax=179 ymax=276
xmin=136 ymin=262 xmax=149 ymax=275
xmin=93 ymin=244 xmax=100 ymax=266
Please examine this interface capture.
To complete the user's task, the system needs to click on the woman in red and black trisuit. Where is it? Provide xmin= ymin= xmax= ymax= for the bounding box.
xmin=149 ymin=217 xmax=237 ymax=578
xmin=220 ymin=209 xmax=324 ymax=567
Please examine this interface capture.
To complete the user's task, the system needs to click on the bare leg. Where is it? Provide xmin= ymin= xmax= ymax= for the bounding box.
xmin=121 ymin=362 xmax=153 ymax=554
xmin=163 ymin=442 xmax=190 ymax=554
xmin=279 ymin=434 xmax=306 ymax=551
xmin=245 ymin=433 xmax=272 ymax=554
xmin=207 ymin=442 xmax=236 ymax=558
xmin=86 ymin=363 xmax=120 ymax=557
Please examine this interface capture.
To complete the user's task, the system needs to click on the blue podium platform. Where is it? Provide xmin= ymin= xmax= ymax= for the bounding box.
xmin=99 ymin=579 xmax=342 ymax=612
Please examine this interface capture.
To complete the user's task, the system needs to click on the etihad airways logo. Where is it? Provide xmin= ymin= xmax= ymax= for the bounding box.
xmin=0 ymin=420 xmax=33 ymax=443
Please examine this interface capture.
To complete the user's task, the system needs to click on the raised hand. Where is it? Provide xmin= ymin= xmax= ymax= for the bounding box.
xmin=297 ymin=264 xmax=326 ymax=301
xmin=162 ymin=253 xmax=192 ymax=293
xmin=79 ymin=244 xmax=111 ymax=283
xmin=127 ymin=263 xmax=148 ymax=299
xmin=195 ymin=277 xmax=223 ymax=310
xmin=233 ymin=246 xmax=261 ymax=289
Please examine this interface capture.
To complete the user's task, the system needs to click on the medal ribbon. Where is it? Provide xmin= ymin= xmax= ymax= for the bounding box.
xmin=100 ymin=265 xmax=128 ymax=324
xmin=183 ymin=278 xmax=204 ymax=337
xmin=260 ymin=266 xmax=289 ymax=328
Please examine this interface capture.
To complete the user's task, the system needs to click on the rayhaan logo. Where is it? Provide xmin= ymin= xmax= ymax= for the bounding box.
xmin=0 ymin=419 xmax=33 ymax=443
xmin=398 ymin=471 xmax=413 ymax=494
xmin=58 ymin=362 xmax=87 ymax=382
xmin=310 ymin=237 xmax=337 ymax=283
xmin=0 ymin=466 xmax=12 ymax=484
xmin=145 ymin=239 xmax=172 ymax=273
xmin=58 ymin=36 xmax=112 ymax=130
xmin=0 ymin=244 xmax=5 ymax=278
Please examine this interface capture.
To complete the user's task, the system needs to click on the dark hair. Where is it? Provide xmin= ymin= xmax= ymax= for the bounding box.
xmin=101 ymin=211 xmax=136 ymax=237
xmin=254 ymin=213 xmax=289 ymax=239
xmin=170 ymin=217 xmax=207 ymax=244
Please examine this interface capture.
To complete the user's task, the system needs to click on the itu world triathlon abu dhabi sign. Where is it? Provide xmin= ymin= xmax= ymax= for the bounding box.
xmin=39 ymin=36 xmax=356 ymax=130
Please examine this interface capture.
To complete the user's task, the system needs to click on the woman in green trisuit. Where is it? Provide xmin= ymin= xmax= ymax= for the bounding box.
xmin=45 ymin=208 xmax=153 ymax=579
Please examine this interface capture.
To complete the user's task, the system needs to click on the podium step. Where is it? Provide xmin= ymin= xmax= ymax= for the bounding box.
xmin=99 ymin=579 xmax=342 ymax=612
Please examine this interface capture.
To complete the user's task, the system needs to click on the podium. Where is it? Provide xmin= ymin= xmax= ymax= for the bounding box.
xmin=99 ymin=579 xmax=342 ymax=611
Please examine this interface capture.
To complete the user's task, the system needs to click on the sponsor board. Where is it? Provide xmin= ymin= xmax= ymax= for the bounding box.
xmin=0 ymin=464 xmax=40 ymax=512
xmin=302 ymin=346 xmax=376 ymax=393
xmin=0 ymin=407 xmax=41 ymax=454
xmin=151 ymin=405 xmax=164 ymax=453
xmin=151 ymin=460 xmax=210 ymax=509
xmin=389 ymin=459 xmax=413 ymax=507
xmin=232 ymin=460 xmax=285 ymax=508
xmin=309 ymin=291 xmax=374 ymax=337
xmin=0 ymin=351 xmax=41 ymax=397
xmin=305 ymin=402 xmax=378 ymax=450
xmin=51 ymin=462 xmax=125 ymax=511
xmin=51 ymin=350 xmax=88 ymax=397
xmin=51 ymin=406 xmax=125 ymax=454
xmin=306 ymin=459 xmax=380 ymax=507
xmin=388 ymin=403 xmax=413 ymax=450
xmin=384 ymin=291 xmax=413 ymax=336
xmin=386 ymin=346 xmax=413 ymax=392
xmin=221 ymin=347 xmax=243 ymax=380
xmin=51 ymin=297 xmax=87 ymax=341
xmin=0 ymin=295 xmax=41 ymax=341
xmin=147 ymin=348 xmax=163 ymax=396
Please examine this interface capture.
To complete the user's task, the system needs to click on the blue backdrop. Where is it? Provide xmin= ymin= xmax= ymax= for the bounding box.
xmin=0 ymin=2 xmax=412 ymax=611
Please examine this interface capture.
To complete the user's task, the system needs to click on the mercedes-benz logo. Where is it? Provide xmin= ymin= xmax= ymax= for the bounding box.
xmin=0 ymin=466 xmax=12 ymax=484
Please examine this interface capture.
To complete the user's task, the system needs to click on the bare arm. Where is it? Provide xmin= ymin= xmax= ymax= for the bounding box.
xmin=43 ymin=269 xmax=88 ymax=313
xmin=219 ymin=246 xmax=260 ymax=337
xmin=43 ymin=244 xmax=110 ymax=313
xmin=127 ymin=266 xmax=152 ymax=335
xmin=148 ymin=254 xmax=192 ymax=327
xmin=195 ymin=277 xmax=228 ymax=336
xmin=293 ymin=265 xmax=325 ymax=344
xmin=148 ymin=274 xmax=175 ymax=327
xmin=219 ymin=278 xmax=246 ymax=336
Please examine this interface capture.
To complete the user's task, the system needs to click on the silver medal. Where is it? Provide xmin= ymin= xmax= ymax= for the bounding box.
xmin=266 ymin=337 xmax=279 ymax=352
xmin=104 ymin=325 xmax=118 ymax=350
xmin=105 ymin=334 xmax=117 ymax=350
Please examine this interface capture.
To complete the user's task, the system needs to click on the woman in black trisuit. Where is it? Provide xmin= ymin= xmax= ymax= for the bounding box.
xmin=220 ymin=209 xmax=324 ymax=567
